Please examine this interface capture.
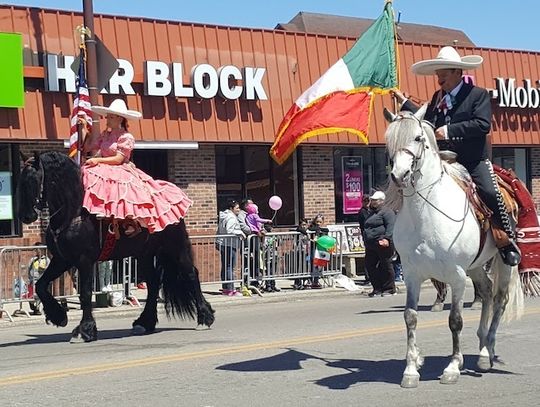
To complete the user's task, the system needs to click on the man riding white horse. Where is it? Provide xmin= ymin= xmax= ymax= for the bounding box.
xmin=393 ymin=46 xmax=521 ymax=267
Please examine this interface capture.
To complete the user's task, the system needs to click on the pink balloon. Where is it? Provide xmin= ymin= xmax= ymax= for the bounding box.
xmin=268 ymin=195 xmax=282 ymax=211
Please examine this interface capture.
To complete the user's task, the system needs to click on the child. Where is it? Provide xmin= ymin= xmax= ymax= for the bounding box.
xmin=245 ymin=203 xmax=272 ymax=235
xmin=308 ymin=214 xmax=329 ymax=289
xmin=261 ymin=223 xmax=280 ymax=292
xmin=245 ymin=203 xmax=272 ymax=287
xmin=293 ymin=218 xmax=310 ymax=290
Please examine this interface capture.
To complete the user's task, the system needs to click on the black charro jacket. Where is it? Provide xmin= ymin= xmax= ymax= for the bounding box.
xmin=402 ymin=82 xmax=491 ymax=164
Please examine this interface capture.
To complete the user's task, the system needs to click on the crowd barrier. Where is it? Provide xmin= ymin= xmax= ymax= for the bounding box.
xmin=0 ymin=230 xmax=343 ymax=322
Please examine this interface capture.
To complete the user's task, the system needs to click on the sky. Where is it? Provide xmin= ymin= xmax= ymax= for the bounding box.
xmin=2 ymin=0 xmax=539 ymax=52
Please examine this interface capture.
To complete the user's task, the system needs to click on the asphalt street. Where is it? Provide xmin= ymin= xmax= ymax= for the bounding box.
xmin=0 ymin=286 xmax=539 ymax=407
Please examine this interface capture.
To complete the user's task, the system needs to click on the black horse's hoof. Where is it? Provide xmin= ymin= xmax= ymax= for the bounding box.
xmin=71 ymin=321 xmax=98 ymax=343
xmin=197 ymin=304 xmax=215 ymax=328
xmin=132 ymin=319 xmax=156 ymax=335
xmin=132 ymin=325 xmax=149 ymax=335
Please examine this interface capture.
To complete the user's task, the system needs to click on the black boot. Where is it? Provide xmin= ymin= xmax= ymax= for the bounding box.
xmin=499 ymin=240 xmax=521 ymax=266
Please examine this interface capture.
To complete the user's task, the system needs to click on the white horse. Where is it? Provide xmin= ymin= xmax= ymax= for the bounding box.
xmin=384 ymin=105 xmax=524 ymax=388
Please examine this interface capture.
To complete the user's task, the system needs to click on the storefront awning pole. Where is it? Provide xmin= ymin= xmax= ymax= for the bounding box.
xmin=82 ymin=0 xmax=100 ymax=147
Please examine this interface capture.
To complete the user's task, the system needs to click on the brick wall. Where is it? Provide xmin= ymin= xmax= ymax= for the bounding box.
xmin=530 ymin=147 xmax=540 ymax=209
xmin=301 ymin=145 xmax=336 ymax=224
xmin=168 ymin=144 xmax=217 ymax=235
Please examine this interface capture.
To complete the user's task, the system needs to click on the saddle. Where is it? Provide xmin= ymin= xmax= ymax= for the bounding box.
xmin=442 ymin=151 xmax=519 ymax=255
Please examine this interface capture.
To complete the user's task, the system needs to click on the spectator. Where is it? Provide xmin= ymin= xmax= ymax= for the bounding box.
xmin=238 ymin=198 xmax=253 ymax=237
xmin=216 ymin=199 xmax=245 ymax=296
xmin=98 ymin=260 xmax=113 ymax=292
xmin=358 ymin=194 xmax=371 ymax=284
xmin=308 ymin=214 xmax=329 ymax=289
xmin=363 ymin=191 xmax=396 ymax=297
xmin=245 ymin=202 xmax=272 ymax=287
xmin=245 ymin=203 xmax=272 ymax=235
xmin=261 ymin=223 xmax=281 ymax=292
xmin=393 ymin=252 xmax=403 ymax=282
xmin=293 ymin=218 xmax=310 ymax=290
xmin=27 ymin=243 xmax=49 ymax=315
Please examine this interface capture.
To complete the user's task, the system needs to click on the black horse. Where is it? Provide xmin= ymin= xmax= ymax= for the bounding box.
xmin=16 ymin=151 xmax=215 ymax=342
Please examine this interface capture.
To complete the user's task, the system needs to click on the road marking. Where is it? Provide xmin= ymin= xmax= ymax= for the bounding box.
xmin=1 ymin=307 xmax=539 ymax=387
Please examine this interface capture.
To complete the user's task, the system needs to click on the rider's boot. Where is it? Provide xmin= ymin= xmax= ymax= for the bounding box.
xmin=493 ymin=193 xmax=521 ymax=267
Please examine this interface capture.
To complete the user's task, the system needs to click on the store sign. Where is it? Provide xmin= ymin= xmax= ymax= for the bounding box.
xmin=0 ymin=33 xmax=24 ymax=108
xmin=0 ymin=172 xmax=13 ymax=220
xmin=493 ymin=77 xmax=540 ymax=108
xmin=45 ymin=54 xmax=267 ymax=100
xmin=341 ymin=156 xmax=363 ymax=215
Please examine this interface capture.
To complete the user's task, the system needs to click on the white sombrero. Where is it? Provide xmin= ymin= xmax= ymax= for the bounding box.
xmin=91 ymin=99 xmax=142 ymax=120
xmin=411 ymin=46 xmax=483 ymax=76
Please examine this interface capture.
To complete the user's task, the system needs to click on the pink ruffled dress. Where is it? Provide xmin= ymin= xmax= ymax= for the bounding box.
xmin=81 ymin=129 xmax=192 ymax=233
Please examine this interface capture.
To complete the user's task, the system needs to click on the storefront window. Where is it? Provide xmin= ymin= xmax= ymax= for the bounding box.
xmin=333 ymin=147 xmax=388 ymax=223
xmin=0 ymin=144 xmax=20 ymax=237
xmin=132 ymin=150 xmax=168 ymax=180
xmin=493 ymin=148 xmax=529 ymax=190
xmin=215 ymin=145 xmax=298 ymax=226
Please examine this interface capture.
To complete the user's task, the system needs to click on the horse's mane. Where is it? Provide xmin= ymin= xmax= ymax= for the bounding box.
xmin=40 ymin=151 xmax=83 ymax=222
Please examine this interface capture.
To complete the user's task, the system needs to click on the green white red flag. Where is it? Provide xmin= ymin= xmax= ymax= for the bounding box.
xmin=270 ymin=1 xmax=398 ymax=164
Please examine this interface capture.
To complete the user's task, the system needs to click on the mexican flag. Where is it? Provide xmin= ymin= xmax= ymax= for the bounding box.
xmin=313 ymin=247 xmax=331 ymax=268
xmin=270 ymin=1 xmax=398 ymax=164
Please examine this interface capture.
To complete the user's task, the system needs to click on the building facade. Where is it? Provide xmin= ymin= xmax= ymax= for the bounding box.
xmin=1 ymin=5 xmax=540 ymax=244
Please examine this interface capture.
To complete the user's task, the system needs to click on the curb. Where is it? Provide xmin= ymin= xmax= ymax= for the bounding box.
xmin=0 ymin=280 xmax=437 ymax=329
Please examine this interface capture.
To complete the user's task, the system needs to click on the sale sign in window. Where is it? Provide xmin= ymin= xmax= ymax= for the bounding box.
xmin=341 ymin=156 xmax=363 ymax=215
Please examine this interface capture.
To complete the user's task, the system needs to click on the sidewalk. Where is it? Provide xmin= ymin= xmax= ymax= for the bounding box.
xmin=0 ymin=277 xmax=416 ymax=327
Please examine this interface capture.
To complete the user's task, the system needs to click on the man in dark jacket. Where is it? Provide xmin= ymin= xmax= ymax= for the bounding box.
xmin=393 ymin=46 xmax=520 ymax=267
xmin=363 ymin=191 xmax=396 ymax=297
xmin=358 ymin=194 xmax=372 ymax=284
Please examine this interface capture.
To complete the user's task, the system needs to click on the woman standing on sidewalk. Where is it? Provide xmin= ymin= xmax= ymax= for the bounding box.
xmin=215 ymin=200 xmax=245 ymax=296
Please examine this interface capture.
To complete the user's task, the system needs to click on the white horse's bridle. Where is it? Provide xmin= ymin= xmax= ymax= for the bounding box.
xmin=390 ymin=114 xmax=435 ymax=190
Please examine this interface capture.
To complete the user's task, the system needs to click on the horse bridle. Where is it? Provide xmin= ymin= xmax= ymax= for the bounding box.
xmin=390 ymin=113 xmax=433 ymax=188
xmin=24 ymin=157 xmax=46 ymax=215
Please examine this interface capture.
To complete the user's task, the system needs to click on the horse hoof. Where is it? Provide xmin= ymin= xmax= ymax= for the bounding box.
xmin=477 ymin=355 xmax=492 ymax=372
xmin=70 ymin=335 xmax=85 ymax=344
xmin=440 ymin=372 xmax=460 ymax=384
xmin=59 ymin=318 xmax=68 ymax=327
xmin=132 ymin=325 xmax=147 ymax=335
xmin=431 ymin=302 xmax=444 ymax=312
xmin=401 ymin=374 xmax=420 ymax=388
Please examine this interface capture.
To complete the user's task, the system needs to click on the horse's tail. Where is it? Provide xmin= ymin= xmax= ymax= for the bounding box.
xmin=491 ymin=254 xmax=524 ymax=323
xmin=158 ymin=223 xmax=215 ymax=327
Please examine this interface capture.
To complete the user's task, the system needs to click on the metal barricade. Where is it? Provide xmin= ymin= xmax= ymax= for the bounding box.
xmin=191 ymin=234 xmax=244 ymax=290
xmin=0 ymin=245 xmax=78 ymax=321
xmin=0 ymin=230 xmax=344 ymax=321
xmin=243 ymin=230 xmax=343 ymax=288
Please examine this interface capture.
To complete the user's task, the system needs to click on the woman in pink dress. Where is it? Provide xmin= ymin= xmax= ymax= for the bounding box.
xmin=81 ymin=99 xmax=192 ymax=234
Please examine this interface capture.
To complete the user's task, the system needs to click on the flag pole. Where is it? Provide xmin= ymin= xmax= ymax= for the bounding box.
xmin=82 ymin=0 xmax=100 ymax=156
xmin=74 ymin=26 xmax=87 ymax=166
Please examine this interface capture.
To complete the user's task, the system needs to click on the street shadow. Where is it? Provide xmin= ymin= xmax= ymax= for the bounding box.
xmin=0 ymin=327 xmax=191 ymax=347
xmin=359 ymin=302 xmax=478 ymax=315
xmin=216 ymin=349 xmax=518 ymax=388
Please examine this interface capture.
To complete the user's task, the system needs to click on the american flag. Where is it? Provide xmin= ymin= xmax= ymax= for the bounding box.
xmin=68 ymin=47 xmax=92 ymax=160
